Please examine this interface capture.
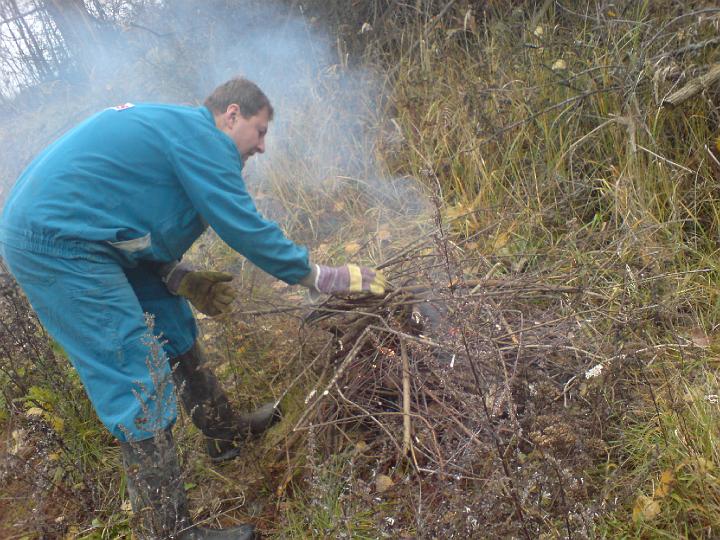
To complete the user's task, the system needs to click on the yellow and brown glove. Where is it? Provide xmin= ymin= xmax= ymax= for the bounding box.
xmin=162 ymin=262 xmax=236 ymax=316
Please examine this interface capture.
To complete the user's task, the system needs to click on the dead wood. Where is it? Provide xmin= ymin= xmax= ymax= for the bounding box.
xmin=662 ymin=63 xmax=720 ymax=107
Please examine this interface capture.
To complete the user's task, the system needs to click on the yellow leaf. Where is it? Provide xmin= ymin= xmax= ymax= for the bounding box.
xmin=64 ymin=526 xmax=80 ymax=540
xmin=315 ymin=243 xmax=330 ymax=259
xmin=694 ymin=457 xmax=714 ymax=474
xmin=654 ymin=469 xmax=674 ymax=498
xmin=633 ymin=495 xmax=660 ymax=521
xmin=26 ymin=407 xmax=44 ymax=417
xmin=333 ymin=201 xmax=346 ymax=212
xmin=50 ymin=415 xmax=64 ymax=433
xmin=447 ymin=203 xmax=468 ymax=220
xmin=533 ymin=25 xmax=544 ymax=37
xmin=344 ymin=242 xmax=361 ymax=256
xmin=376 ymin=227 xmax=391 ymax=242
xmin=375 ymin=474 xmax=394 ymax=493
xmin=660 ymin=469 xmax=674 ymax=484
xmin=493 ymin=232 xmax=510 ymax=250
xmin=551 ymin=59 xmax=567 ymax=71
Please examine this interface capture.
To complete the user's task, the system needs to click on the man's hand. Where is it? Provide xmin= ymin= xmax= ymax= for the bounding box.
xmin=175 ymin=270 xmax=236 ymax=316
xmin=301 ymin=264 xmax=386 ymax=296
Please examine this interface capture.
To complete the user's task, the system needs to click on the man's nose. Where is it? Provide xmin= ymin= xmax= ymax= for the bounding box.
xmin=256 ymin=139 xmax=265 ymax=154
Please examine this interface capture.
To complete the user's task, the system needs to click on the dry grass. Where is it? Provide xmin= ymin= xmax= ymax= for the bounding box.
xmin=3 ymin=1 xmax=720 ymax=538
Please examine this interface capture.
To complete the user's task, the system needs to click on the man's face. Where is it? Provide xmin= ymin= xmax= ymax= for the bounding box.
xmin=222 ymin=105 xmax=269 ymax=163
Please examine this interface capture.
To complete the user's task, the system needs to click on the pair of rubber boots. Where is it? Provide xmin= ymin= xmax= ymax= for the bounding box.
xmin=119 ymin=342 xmax=279 ymax=539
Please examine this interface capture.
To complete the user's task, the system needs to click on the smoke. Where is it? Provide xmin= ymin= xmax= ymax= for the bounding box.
xmin=0 ymin=0 xmax=428 ymax=237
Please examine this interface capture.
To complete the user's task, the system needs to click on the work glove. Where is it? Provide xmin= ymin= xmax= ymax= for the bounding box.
xmin=163 ymin=263 xmax=236 ymax=316
xmin=300 ymin=264 xmax=386 ymax=297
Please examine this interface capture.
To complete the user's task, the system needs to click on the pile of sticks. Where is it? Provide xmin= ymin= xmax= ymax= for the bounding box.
xmin=287 ymin=235 xmax=590 ymax=481
xmin=265 ymin=226 xmax=655 ymax=534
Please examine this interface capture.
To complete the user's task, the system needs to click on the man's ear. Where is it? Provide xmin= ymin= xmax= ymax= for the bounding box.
xmin=225 ymin=103 xmax=240 ymax=123
xmin=215 ymin=104 xmax=241 ymax=131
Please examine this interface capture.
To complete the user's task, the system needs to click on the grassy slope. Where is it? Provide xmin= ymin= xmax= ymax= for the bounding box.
xmin=2 ymin=1 xmax=720 ymax=538
xmin=374 ymin=2 xmax=720 ymax=537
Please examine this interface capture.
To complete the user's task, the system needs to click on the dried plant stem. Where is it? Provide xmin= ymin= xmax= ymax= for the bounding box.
xmin=400 ymin=339 xmax=412 ymax=456
xmin=292 ymin=327 xmax=372 ymax=432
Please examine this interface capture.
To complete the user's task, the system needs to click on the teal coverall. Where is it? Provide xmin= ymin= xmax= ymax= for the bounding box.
xmin=0 ymin=103 xmax=310 ymax=441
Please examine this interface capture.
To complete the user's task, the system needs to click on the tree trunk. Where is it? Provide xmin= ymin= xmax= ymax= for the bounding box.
xmin=42 ymin=0 xmax=105 ymax=81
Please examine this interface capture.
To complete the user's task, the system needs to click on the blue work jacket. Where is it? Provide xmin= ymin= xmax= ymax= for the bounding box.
xmin=0 ymin=103 xmax=310 ymax=284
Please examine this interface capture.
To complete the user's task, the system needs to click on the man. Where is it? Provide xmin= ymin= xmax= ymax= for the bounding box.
xmin=0 ymin=78 xmax=384 ymax=539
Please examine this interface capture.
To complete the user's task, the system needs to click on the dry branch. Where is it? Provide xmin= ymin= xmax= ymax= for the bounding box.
xmin=265 ymin=215 xmax=671 ymax=536
xmin=662 ymin=63 xmax=720 ymax=107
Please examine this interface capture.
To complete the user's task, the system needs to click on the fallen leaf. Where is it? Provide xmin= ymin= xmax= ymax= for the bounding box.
xmin=533 ymin=25 xmax=544 ymax=37
xmin=551 ymin=59 xmax=567 ymax=71
xmin=344 ymin=242 xmax=361 ymax=256
xmin=694 ymin=456 xmax=715 ymax=474
xmin=688 ymin=328 xmax=710 ymax=348
xmin=654 ymin=469 xmax=674 ymax=498
xmin=633 ymin=495 xmax=660 ymax=522
xmin=315 ymin=243 xmax=330 ymax=259
xmin=26 ymin=407 xmax=44 ymax=417
xmin=50 ymin=414 xmax=64 ymax=432
xmin=376 ymin=227 xmax=391 ymax=241
xmin=375 ymin=474 xmax=394 ymax=493
xmin=493 ymin=232 xmax=510 ymax=250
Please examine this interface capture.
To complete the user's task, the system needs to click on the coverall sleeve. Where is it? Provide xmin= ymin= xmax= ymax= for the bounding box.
xmin=166 ymin=130 xmax=311 ymax=285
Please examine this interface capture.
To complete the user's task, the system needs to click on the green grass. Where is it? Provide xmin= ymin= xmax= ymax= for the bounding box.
xmin=276 ymin=453 xmax=386 ymax=540
xmin=3 ymin=1 xmax=720 ymax=537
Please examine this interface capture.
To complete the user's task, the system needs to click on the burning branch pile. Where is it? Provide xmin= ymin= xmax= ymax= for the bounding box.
xmin=275 ymin=229 xmax=629 ymax=537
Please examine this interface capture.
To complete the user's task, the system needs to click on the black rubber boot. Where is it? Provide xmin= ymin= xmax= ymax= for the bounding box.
xmin=119 ymin=427 xmax=256 ymax=539
xmin=170 ymin=341 xmax=281 ymax=462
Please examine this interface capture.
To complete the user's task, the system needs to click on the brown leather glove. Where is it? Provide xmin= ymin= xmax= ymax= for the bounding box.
xmin=163 ymin=263 xmax=236 ymax=316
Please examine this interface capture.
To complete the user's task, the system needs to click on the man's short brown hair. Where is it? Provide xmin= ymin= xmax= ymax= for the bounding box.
xmin=204 ymin=77 xmax=274 ymax=120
